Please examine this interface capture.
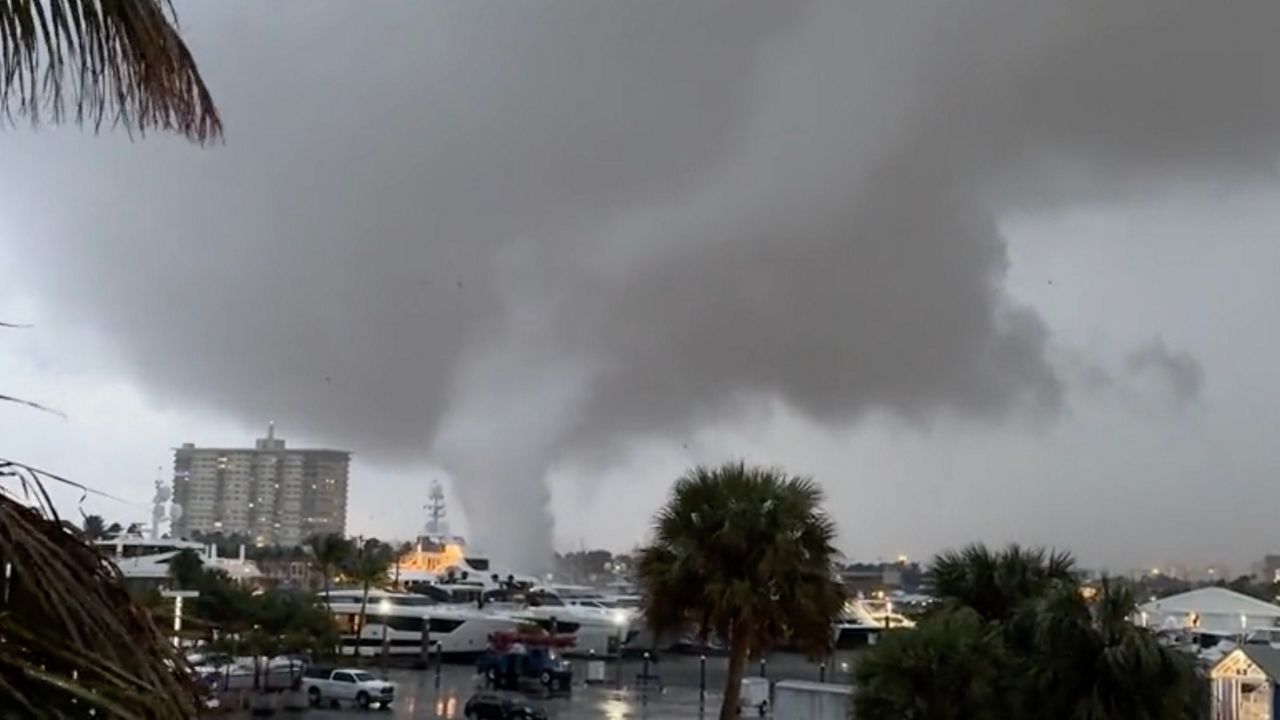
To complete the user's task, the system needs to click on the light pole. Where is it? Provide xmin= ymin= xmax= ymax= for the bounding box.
xmin=161 ymin=589 xmax=199 ymax=647
xmin=379 ymin=599 xmax=392 ymax=673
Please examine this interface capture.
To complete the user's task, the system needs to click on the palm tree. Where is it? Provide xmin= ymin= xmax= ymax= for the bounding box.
xmin=1024 ymin=578 xmax=1205 ymax=720
xmin=392 ymin=541 xmax=413 ymax=586
xmin=346 ymin=542 xmax=393 ymax=666
xmin=166 ymin=547 xmax=205 ymax=589
xmin=855 ymin=545 xmax=1206 ymax=720
xmin=307 ymin=533 xmax=353 ymax=607
xmin=81 ymin=513 xmax=107 ymax=541
xmin=929 ymin=543 xmax=1076 ymax=623
xmin=637 ymin=462 xmax=846 ymax=720
xmin=853 ymin=606 xmax=1011 ymax=720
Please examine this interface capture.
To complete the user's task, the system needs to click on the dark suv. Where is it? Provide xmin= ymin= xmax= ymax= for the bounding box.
xmin=464 ymin=692 xmax=548 ymax=719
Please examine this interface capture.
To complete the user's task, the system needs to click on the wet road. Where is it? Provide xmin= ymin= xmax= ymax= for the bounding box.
xmin=229 ymin=652 xmax=858 ymax=719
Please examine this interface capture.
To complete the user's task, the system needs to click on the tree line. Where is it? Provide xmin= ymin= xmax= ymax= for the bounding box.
xmin=635 ymin=461 xmax=1207 ymax=720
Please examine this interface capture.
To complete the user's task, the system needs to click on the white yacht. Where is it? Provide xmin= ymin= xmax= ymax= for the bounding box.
xmin=95 ymin=535 xmax=210 ymax=585
xmin=323 ymin=588 xmax=518 ymax=658
xmin=95 ymin=533 xmax=262 ymax=586
xmin=479 ymin=587 xmax=637 ymax=657
xmin=832 ymin=597 xmax=915 ymax=648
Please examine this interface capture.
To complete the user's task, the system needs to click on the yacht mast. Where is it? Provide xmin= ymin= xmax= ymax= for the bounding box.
xmin=425 ymin=480 xmax=449 ymax=537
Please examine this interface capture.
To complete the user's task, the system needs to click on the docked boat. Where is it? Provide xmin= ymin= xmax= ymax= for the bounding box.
xmin=832 ymin=597 xmax=915 ymax=648
xmin=95 ymin=535 xmax=210 ymax=585
xmin=323 ymin=588 xmax=518 ymax=659
xmin=479 ymin=587 xmax=637 ymax=657
xmin=382 ymin=482 xmax=638 ymax=656
xmin=95 ymin=533 xmax=261 ymax=587
xmin=94 ymin=484 xmax=263 ymax=587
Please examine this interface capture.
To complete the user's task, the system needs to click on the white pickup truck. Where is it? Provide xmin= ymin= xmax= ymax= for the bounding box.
xmin=301 ymin=666 xmax=396 ymax=709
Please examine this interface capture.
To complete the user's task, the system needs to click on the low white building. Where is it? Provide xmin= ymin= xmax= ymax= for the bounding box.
xmin=1211 ymin=646 xmax=1280 ymax=720
xmin=1138 ymin=587 xmax=1280 ymax=634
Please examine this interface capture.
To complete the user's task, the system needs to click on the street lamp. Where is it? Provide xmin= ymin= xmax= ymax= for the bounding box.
xmin=161 ymin=589 xmax=199 ymax=647
xmin=379 ymin=599 xmax=393 ymax=671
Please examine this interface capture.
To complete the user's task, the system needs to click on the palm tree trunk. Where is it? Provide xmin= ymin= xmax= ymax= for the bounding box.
xmin=356 ymin=580 xmax=371 ymax=667
xmin=720 ymin=625 xmax=750 ymax=720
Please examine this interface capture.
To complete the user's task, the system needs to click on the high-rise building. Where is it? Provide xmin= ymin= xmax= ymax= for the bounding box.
xmin=172 ymin=424 xmax=350 ymax=546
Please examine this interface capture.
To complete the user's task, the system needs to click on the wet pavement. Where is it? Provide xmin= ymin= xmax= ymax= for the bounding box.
xmin=227 ymin=652 xmax=859 ymax=719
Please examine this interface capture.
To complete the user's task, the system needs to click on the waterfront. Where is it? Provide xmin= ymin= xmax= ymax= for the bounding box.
xmin=227 ymin=651 xmax=858 ymax=719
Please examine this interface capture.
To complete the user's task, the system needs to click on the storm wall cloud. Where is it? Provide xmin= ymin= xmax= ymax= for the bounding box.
xmin=1 ymin=0 xmax=1277 ymax=566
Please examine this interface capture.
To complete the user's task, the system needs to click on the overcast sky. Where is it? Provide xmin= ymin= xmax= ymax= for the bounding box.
xmin=2 ymin=1 xmax=1279 ymax=573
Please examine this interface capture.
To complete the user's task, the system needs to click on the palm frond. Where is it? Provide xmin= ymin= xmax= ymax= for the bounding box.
xmin=0 ymin=0 xmax=220 ymax=142
xmin=0 ymin=474 xmax=202 ymax=716
xmin=929 ymin=543 xmax=1078 ymax=623
xmin=0 ymin=456 xmax=134 ymax=504
xmin=0 ymin=392 xmax=65 ymax=417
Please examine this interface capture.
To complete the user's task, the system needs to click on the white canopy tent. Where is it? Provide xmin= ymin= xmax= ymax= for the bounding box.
xmin=1139 ymin=587 xmax=1280 ymax=634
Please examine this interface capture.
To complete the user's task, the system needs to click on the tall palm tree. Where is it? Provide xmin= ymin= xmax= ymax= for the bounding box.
xmin=81 ymin=513 xmax=107 ymax=541
xmin=308 ymin=533 xmax=353 ymax=608
xmin=637 ymin=462 xmax=845 ymax=720
xmin=346 ymin=542 xmax=392 ymax=666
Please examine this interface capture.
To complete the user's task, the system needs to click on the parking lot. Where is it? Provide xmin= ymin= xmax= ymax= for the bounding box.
xmin=226 ymin=651 xmax=857 ymax=719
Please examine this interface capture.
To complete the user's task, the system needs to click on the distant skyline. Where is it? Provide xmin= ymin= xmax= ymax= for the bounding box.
xmin=3 ymin=1 xmax=1280 ymax=571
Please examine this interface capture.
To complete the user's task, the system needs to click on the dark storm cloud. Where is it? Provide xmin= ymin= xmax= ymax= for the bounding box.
xmin=1 ymin=0 xmax=1277 ymax=565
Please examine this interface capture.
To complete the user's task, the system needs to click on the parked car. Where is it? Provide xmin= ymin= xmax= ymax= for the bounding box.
xmin=464 ymin=693 xmax=548 ymax=719
xmin=301 ymin=666 xmax=395 ymax=709
xmin=199 ymin=657 xmax=305 ymax=692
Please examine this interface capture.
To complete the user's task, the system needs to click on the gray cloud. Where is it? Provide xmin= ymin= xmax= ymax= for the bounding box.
xmin=1126 ymin=338 xmax=1205 ymax=406
xmin=1 ymin=0 xmax=1277 ymax=566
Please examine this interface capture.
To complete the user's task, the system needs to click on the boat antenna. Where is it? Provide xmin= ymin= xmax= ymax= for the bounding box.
xmin=426 ymin=480 xmax=449 ymax=537
xmin=150 ymin=466 xmax=170 ymax=540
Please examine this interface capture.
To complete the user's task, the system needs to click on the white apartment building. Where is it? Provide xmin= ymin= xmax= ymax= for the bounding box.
xmin=172 ymin=424 xmax=349 ymax=546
